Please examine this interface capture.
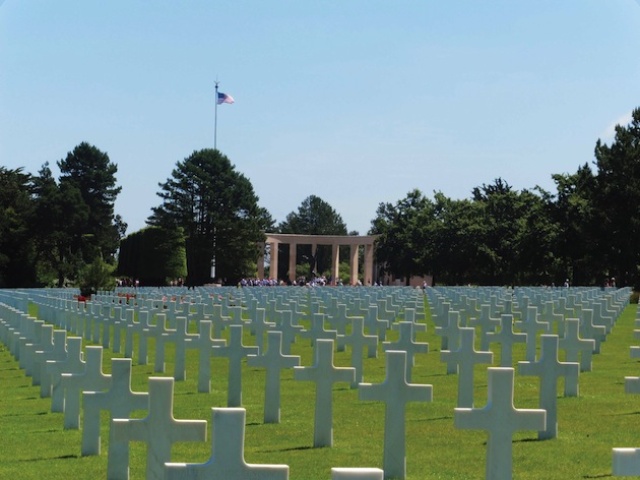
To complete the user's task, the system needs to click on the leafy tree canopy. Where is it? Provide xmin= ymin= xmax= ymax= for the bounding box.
xmin=148 ymin=149 xmax=273 ymax=285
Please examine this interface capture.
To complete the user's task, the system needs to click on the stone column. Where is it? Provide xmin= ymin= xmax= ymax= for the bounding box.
xmin=311 ymin=243 xmax=318 ymax=276
xmin=288 ymin=243 xmax=297 ymax=283
xmin=257 ymin=242 xmax=265 ymax=279
xmin=364 ymin=242 xmax=375 ymax=286
xmin=269 ymin=241 xmax=279 ymax=281
xmin=331 ymin=243 xmax=340 ymax=286
xmin=350 ymin=244 xmax=359 ymax=286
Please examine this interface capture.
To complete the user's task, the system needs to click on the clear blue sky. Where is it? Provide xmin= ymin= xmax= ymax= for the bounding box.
xmin=2 ymin=1 xmax=639 ymax=236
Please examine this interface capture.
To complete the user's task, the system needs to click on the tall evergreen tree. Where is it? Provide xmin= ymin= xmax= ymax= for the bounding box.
xmin=32 ymin=162 xmax=89 ymax=287
xmin=57 ymin=142 xmax=125 ymax=262
xmin=0 ymin=167 xmax=37 ymax=287
xmin=148 ymin=149 xmax=273 ymax=285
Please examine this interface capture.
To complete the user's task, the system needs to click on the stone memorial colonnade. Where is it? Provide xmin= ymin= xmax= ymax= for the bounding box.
xmin=257 ymin=233 xmax=379 ymax=286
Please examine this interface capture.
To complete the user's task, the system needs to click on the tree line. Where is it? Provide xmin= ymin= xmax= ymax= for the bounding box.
xmin=1 ymin=108 xmax=639 ymax=289
xmin=372 ymin=108 xmax=640 ymax=288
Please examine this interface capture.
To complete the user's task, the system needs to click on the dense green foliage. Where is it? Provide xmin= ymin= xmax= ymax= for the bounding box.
xmin=0 ymin=167 xmax=37 ymax=287
xmin=117 ymin=226 xmax=187 ymax=286
xmin=277 ymin=195 xmax=348 ymax=280
xmin=148 ymin=149 xmax=273 ymax=286
xmin=0 ymin=143 xmax=124 ymax=288
xmin=371 ymin=108 xmax=640 ymax=287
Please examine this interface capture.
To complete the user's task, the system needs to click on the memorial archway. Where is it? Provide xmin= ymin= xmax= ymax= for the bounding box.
xmin=257 ymin=233 xmax=379 ymax=286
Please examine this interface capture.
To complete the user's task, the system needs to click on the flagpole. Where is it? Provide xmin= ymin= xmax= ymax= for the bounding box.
xmin=214 ymin=80 xmax=219 ymax=150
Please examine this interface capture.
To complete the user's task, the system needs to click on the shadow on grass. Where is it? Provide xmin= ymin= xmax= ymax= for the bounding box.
xmin=582 ymin=474 xmax=613 ymax=478
xmin=261 ymin=445 xmax=315 ymax=453
xmin=513 ymin=437 xmax=542 ymax=443
xmin=606 ymin=411 xmax=640 ymax=416
xmin=423 ymin=416 xmax=453 ymax=422
xmin=16 ymin=454 xmax=79 ymax=462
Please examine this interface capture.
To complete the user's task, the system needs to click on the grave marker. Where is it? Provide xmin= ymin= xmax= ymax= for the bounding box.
xmin=247 ymin=330 xmax=300 ymax=423
xmin=82 ymin=358 xmax=149 ymax=480
xmin=193 ymin=320 xmax=226 ymax=393
xmin=440 ymin=327 xmax=493 ymax=408
xmin=165 ymin=408 xmax=289 ymax=479
xmin=60 ymin=345 xmax=111 ymax=429
xmin=213 ymin=324 xmax=259 ymax=407
xmin=455 ymin=367 xmax=546 ymax=480
xmin=518 ymin=334 xmax=579 ymax=439
xmin=337 ymin=316 xmax=378 ymax=388
xmin=359 ymin=350 xmax=432 ymax=480
xmin=486 ymin=315 xmax=526 ymax=367
xmin=559 ymin=318 xmax=595 ymax=373
xmin=294 ymin=339 xmax=355 ymax=447
xmin=382 ymin=321 xmax=428 ymax=382
xmin=112 ymin=377 xmax=207 ymax=480
xmin=45 ymin=336 xmax=84 ymax=412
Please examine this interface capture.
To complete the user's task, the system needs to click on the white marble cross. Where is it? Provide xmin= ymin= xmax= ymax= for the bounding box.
xmin=60 ymin=345 xmax=111 ymax=429
xmin=112 ymin=376 xmax=207 ymax=480
xmin=516 ymin=306 xmax=551 ymax=362
xmin=213 ymin=324 xmax=259 ymax=407
xmin=441 ymin=327 xmax=493 ymax=408
xmin=45 ymin=336 xmax=84 ymax=412
xmin=272 ymin=309 xmax=304 ymax=355
xmin=136 ymin=310 xmax=155 ymax=365
xmin=247 ymin=307 xmax=274 ymax=353
xmin=165 ymin=407 xmax=289 ymax=479
xmin=299 ymin=313 xmax=338 ymax=346
xmin=518 ymin=334 xmax=579 ymax=439
xmin=486 ymin=315 xmax=527 ymax=367
xmin=455 ymin=367 xmax=546 ymax=480
xmin=337 ymin=316 xmax=378 ymax=388
xmin=247 ymin=330 xmax=300 ymax=423
xmin=170 ymin=316 xmax=200 ymax=381
xmin=192 ymin=319 xmax=226 ymax=393
xmin=24 ymin=323 xmax=53 ymax=381
xmin=82 ymin=358 xmax=149 ymax=480
xmin=435 ymin=310 xmax=462 ymax=351
xmin=123 ymin=308 xmax=141 ymax=359
xmin=579 ymin=308 xmax=606 ymax=354
xmin=559 ymin=318 xmax=595 ymax=372
xmin=364 ymin=305 xmax=389 ymax=354
xmin=359 ymin=350 xmax=432 ymax=480
xmin=469 ymin=304 xmax=500 ymax=351
xmin=36 ymin=329 xmax=68 ymax=398
xmin=294 ymin=339 xmax=355 ymax=447
xmin=382 ymin=321 xmax=428 ymax=382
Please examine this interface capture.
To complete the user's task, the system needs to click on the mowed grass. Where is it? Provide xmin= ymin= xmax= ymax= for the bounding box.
xmin=0 ymin=295 xmax=639 ymax=479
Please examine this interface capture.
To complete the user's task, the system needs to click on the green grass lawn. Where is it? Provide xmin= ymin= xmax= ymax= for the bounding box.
xmin=0 ymin=296 xmax=638 ymax=479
